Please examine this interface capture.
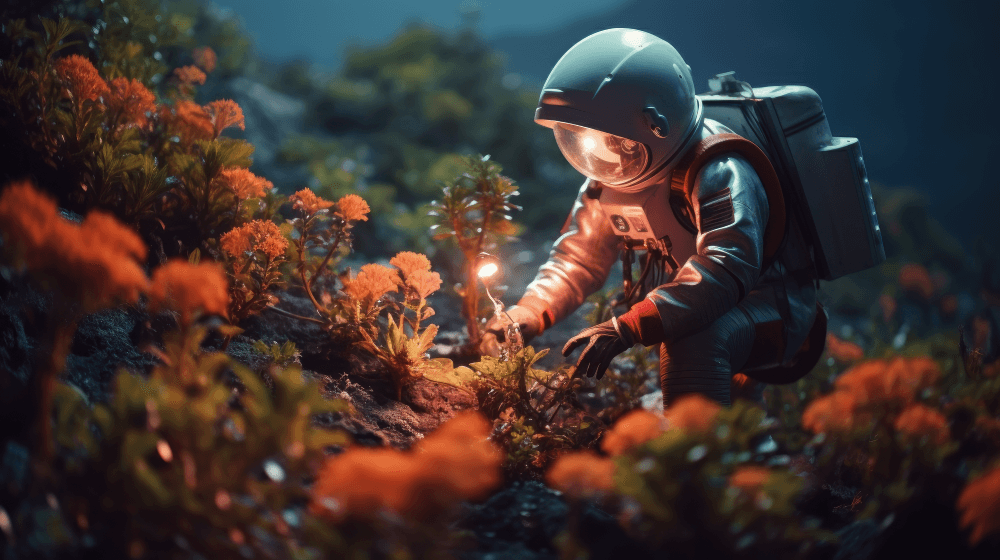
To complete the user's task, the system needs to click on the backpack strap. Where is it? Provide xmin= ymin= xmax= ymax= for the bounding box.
xmin=669 ymin=133 xmax=786 ymax=262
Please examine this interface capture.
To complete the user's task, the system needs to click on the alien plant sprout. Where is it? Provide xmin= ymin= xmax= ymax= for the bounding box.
xmin=475 ymin=252 xmax=523 ymax=360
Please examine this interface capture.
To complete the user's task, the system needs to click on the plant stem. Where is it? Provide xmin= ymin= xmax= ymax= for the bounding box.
xmin=264 ymin=304 xmax=326 ymax=325
xmin=308 ymin=229 xmax=344 ymax=292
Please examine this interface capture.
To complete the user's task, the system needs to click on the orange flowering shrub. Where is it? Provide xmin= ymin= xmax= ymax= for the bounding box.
xmin=899 ymin=262 xmax=934 ymax=299
xmin=216 ymin=167 xmax=270 ymax=200
xmin=392 ymin=251 xmax=441 ymax=300
xmin=390 ymin=251 xmax=431 ymax=277
xmin=601 ymin=409 xmax=667 ymax=456
xmin=147 ymin=260 xmax=229 ymax=325
xmin=341 ymin=263 xmax=400 ymax=306
xmin=310 ymin=412 xmax=501 ymax=521
xmin=174 ymin=65 xmax=207 ymax=86
xmin=106 ymin=77 xmax=156 ymax=130
xmin=0 ymin=181 xmax=148 ymax=312
xmin=192 ymin=46 xmax=217 ymax=73
xmin=833 ymin=356 xmax=940 ymax=408
xmin=664 ymin=394 xmax=722 ymax=433
xmin=220 ymin=220 xmax=288 ymax=323
xmin=894 ymin=404 xmax=950 ymax=445
xmin=289 ymin=188 xmax=334 ymax=215
xmin=826 ymin=333 xmax=864 ymax=363
xmin=957 ymin=465 xmax=1000 ymax=545
xmin=336 ymin=193 xmax=370 ymax=223
xmin=54 ymin=54 xmax=109 ymax=105
xmin=728 ymin=466 xmax=772 ymax=492
xmin=801 ymin=392 xmax=859 ymax=434
xmin=221 ymin=220 xmax=288 ymax=260
xmin=545 ymin=451 xmax=615 ymax=499
xmin=163 ymin=99 xmax=214 ymax=142
xmin=205 ymin=99 xmax=245 ymax=138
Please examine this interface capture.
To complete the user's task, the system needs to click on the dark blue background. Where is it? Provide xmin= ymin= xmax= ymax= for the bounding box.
xmin=220 ymin=0 xmax=1000 ymax=245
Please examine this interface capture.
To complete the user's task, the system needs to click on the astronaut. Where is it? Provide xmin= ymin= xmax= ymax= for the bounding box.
xmin=483 ymin=29 xmax=827 ymax=407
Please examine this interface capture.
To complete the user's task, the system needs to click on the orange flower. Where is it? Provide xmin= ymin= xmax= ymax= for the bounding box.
xmin=957 ymin=466 xmax=1000 ymax=545
xmin=802 ymin=392 xmax=858 ymax=434
xmin=54 ymin=54 xmax=109 ymax=104
xmin=405 ymin=269 xmax=442 ymax=299
xmin=106 ymin=78 xmax=156 ymax=128
xmin=894 ymin=404 xmax=949 ymax=445
xmin=342 ymin=263 xmax=400 ymax=304
xmin=310 ymin=412 xmax=501 ymax=520
xmin=0 ymin=181 xmax=149 ymax=313
xmin=336 ymin=194 xmax=370 ymax=222
xmin=192 ymin=46 xmax=217 ymax=73
xmin=219 ymin=220 xmax=288 ymax=261
xmin=826 ymin=333 xmax=864 ymax=363
xmin=899 ymin=263 xmax=934 ymax=300
xmin=166 ymin=100 xmax=214 ymax=142
xmin=217 ymin=168 xmax=271 ymax=200
xmin=391 ymin=252 xmax=440 ymax=299
xmin=546 ymin=451 xmax=616 ymax=499
xmin=289 ymin=188 xmax=334 ymax=215
xmin=834 ymin=357 xmax=939 ymax=407
xmin=665 ymin=394 xmax=722 ymax=433
xmin=390 ymin=251 xmax=432 ymax=276
xmin=173 ymin=65 xmax=207 ymax=86
xmin=601 ymin=409 xmax=666 ymax=456
xmin=148 ymin=260 xmax=229 ymax=325
xmin=412 ymin=412 xmax=503 ymax=507
xmin=729 ymin=466 xmax=771 ymax=492
xmin=205 ymin=99 xmax=245 ymax=138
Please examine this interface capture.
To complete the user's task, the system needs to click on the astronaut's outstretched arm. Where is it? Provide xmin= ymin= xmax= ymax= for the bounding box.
xmin=518 ymin=179 xmax=621 ymax=331
xmin=639 ymin=154 xmax=769 ymax=343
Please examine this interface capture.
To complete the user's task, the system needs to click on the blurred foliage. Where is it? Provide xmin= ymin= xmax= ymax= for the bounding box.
xmin=268 ymin=23 xmax=579 ymax=259
xmin=547 ymin=399 xmax=835 ymax=558
xmin=50 ymin=321 xmax=351 ymax=558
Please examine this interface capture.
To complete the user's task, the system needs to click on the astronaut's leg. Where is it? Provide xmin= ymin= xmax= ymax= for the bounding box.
xmin=658 ymin=295 xmax=780 ymax=407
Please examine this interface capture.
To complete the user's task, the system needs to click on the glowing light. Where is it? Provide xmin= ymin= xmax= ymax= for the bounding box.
xmin=582 ymin=136 xmax=596 ymax=151
xmin=622 ymin=30 xmax=649 ymax=50
xmin=156 ymin=440 xmax=173 ymax=462
xmin=477 ymin=262 xmax=499 ymax=279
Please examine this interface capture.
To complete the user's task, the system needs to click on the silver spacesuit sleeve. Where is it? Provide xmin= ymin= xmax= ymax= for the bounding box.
xmin=519 ymin=179 xmax=621 ymax=326
xmin=647 ymin=154 xmax=769 ymax=340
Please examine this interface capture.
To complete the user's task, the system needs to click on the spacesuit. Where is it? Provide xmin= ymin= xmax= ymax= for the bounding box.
xmin=484 ymin=29 xmax=824 ymax=407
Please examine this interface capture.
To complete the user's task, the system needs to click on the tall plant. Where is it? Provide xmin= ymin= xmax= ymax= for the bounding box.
xmin=430 ymin=155 xmax=520 ymax=347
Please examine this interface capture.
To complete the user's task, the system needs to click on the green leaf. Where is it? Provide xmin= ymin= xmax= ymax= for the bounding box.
xmin=423 ymin=362 xmax=478 ymax=388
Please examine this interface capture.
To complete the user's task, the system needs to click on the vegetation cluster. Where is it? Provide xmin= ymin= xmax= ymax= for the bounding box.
xmin=0 ymin=2 xmax=998 ymax=560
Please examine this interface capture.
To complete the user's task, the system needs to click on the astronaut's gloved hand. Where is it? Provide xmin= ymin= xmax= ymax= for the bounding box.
xmin=479 ymin=304 xmax=543 ymax=357
xmin=562 ymin=317 xmax=636 ymax=379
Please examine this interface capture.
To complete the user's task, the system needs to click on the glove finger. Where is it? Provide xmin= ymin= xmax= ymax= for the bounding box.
xmin=594 ymin=355 xmax=615 ymax=380
xmin=562 ymin=333 xmax=590 ymax=357
xmin=574 ymin=338 xmax=601 ymax=375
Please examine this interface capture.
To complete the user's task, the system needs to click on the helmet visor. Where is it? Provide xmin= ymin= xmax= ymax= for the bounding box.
xmin=553 ymin=122 xmax=649 ymax=185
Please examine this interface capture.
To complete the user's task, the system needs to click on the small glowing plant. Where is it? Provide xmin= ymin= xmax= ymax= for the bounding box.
xmin=430 ymin=154 xmax=521 ymax=348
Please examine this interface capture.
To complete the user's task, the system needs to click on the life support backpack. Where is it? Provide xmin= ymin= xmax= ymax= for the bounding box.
xmin=675 ymin=72 xmax=886 ymax=281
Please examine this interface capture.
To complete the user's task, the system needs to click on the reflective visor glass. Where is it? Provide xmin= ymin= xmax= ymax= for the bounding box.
xmin=553 ymin=122 xmax=649 ymax=185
